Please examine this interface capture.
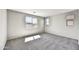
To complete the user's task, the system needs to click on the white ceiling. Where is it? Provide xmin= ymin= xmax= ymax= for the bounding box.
xmin=11 ymin=9 xmax=74 ymax=17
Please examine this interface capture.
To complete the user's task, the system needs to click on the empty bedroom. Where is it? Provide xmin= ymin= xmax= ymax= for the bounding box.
xmin=0 ymin=9 xmax=79 ymax=50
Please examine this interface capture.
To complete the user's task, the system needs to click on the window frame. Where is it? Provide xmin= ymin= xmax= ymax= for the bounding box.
xmin=32 ymin=17 xmax=38 ymax=25
xmin=25 ymin=16 xmax=33 ymax=24
xmin=45 ymin=17 xmax=50 ymax=26
xmin=25 ymin=16 xmax=38 ymax=25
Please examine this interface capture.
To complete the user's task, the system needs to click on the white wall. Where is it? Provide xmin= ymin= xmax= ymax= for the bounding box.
xmin=0 ymin=9 xmax=7 ymax=50
xmin=45 ymin=10 xmax=79 ymax=40
xmin=7 ymin=10 xmax=44 ymax=40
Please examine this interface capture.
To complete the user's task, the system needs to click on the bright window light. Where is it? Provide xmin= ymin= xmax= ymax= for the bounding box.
xmin=25 ymin=16 xmax=38 ymax=25
xmin=33 ymin=17 xmax=38 ymax=24
xmin=24 ymin=35 xmax=41 ymax=43
xmin=25 ymin=16 xmax=32 ymax=24
xmin=25 ymin=36 xmax=34 ymax=42
xmin=34 ymin=35 xmax=40 ymax=39
xmin=45 ymin=17 xmax=49 ymax=25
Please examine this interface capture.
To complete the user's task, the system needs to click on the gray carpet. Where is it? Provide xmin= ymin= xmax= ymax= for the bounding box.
xmin=4 ymin=33 xmax=79 ymax=50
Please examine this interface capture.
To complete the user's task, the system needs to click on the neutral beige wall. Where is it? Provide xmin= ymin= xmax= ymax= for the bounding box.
xmin=45 ymin=10 xmax=79 ymax=40
xmin=0 ymin=9 xmax=7 ymax=49
xmin=7 ymin=10 xmax=44 ymax=40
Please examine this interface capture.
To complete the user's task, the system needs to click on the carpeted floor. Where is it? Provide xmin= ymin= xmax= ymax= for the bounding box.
xmin=4 ymin=33 xmax=79 ymax=50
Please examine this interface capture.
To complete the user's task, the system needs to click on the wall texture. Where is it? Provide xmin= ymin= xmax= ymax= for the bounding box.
xmin=0 ymin=9 xmax=7 ymax=49
xmin=7 ymin=10 xmax=44 ymax=40
xmin=45 ymin=10 xmax=79 ymax=40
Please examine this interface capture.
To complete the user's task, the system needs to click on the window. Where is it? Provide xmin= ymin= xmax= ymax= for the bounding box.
xmin=66 ymin=15 xmax=74 ymax=26
xmin=25 ymin=16 xmax=38 ymax=25
xmin=25 ymin=16 xmax=32 ymax=24
xmin=66 ymin=19 xmax=74 ymax=26
xmin=33 ymin=17 xmax=38 ymax=24
xmin=45 ymin=17 xmax=49 ymax=26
